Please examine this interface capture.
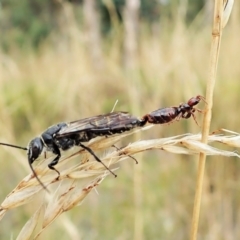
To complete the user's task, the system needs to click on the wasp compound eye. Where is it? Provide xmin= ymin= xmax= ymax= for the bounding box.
xmin=28 ymin=137 xmax=44 ymax=164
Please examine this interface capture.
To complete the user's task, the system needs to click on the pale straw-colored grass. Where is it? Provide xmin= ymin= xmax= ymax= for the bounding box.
xmin=0 ymin=2 xmax=238 ymax=239
xmin=190 ymin=0 xmax=235 ymax=239
xmin=0 ymin=125 xmax=240 ymax=239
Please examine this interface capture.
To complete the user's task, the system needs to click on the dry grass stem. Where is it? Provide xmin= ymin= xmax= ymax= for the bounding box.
xmin=190 ymin=0 xmax=234 ymax=239
xmin=0 ymin=126 xmax=240 ymax=238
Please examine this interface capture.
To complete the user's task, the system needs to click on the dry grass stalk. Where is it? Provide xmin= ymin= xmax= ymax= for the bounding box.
xmin=190 ymin=0 xmax=234 ymax=239
xmin=0 ymin=126 xmax=240 ymax=238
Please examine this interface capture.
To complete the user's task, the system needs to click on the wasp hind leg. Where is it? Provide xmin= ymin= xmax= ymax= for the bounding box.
xmin=78 ymin=142 xmax=117 ymax=177
xmin=112 ymin=145 xmax=138 ymax=164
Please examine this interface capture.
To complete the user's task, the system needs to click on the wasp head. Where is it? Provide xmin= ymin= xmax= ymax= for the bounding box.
xmin=27 ymin=137 xmax=44 ymax=164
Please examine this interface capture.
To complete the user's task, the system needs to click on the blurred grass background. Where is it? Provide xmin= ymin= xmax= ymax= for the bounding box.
xmin=0 ymin=0 xmax=240 ymax=239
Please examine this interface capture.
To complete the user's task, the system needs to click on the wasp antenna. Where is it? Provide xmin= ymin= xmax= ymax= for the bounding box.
xmin=28 ymin=160 xmax=50 ymax=192
xmin=0 ymin=142 xmax=27 ymax=151
xmin=0 ymin=141 xmax=49 ymax=191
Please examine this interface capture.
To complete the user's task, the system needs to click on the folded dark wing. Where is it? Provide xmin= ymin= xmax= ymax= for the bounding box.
xmin=56 ymin=111 xmax=143 ymax=138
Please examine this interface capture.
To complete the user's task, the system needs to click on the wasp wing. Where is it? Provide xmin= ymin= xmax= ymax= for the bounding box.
xmin=56 ymin=111 xmax=143 ymax=138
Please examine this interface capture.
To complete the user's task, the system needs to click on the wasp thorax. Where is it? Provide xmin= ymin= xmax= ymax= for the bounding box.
xmin=27 ymin=137 xmax=44 ymax=163
xmin=179 ymin=103 xmax=190 ymax=111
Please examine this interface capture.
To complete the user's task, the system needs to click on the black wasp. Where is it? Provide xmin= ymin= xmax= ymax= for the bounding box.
xmin=0 ymin=112 xmax=146 ymax=190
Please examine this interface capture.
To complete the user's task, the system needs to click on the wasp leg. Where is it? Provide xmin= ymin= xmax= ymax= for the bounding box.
xmin=78 ymin=142 xmax=117 ymax=177
xmin=112 ymin=145 xmax=138 ymax=164
xmin=48 ymin=143 xmax=61 ymax=179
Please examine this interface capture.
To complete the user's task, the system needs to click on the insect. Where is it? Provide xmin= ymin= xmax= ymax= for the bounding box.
xmin=141 ymin=95 xmax=206 ymax=125
xmin=0 ymin=112 xmax=146 ymax=190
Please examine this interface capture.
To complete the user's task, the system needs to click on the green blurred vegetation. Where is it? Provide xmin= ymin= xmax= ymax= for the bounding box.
xmin=0 ymin=0 xmax=240 ymax=239
xmin=1 ymin=0 xmax=205 ymax=49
